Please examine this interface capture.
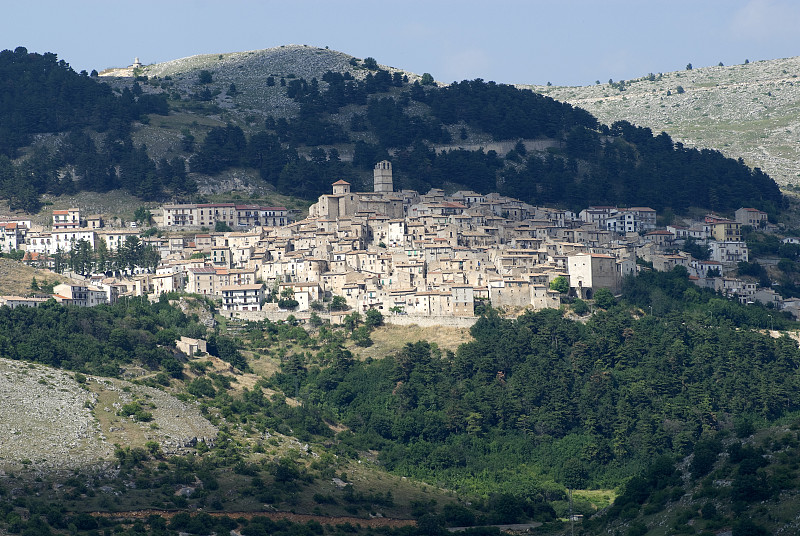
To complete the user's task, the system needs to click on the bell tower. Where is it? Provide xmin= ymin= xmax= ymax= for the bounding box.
xmin=373 ymin=160 xmax=393 ymax=193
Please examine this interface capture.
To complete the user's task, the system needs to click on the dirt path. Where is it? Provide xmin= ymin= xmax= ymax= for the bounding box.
xmin=90 ymin=509 xmax=416 ymax=528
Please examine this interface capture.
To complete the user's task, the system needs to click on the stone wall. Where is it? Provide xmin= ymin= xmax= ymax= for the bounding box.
xmin=229 ymin=310 xmax=312 ymax=323
xmin=229 ymin=309 xmax=477 ymax=328
xmin=383 ymin=314 xmax=478 ymax=329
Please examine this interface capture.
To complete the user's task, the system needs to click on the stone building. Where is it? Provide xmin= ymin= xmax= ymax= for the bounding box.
xmin=567 ymin=253 xmax=620 ymax=298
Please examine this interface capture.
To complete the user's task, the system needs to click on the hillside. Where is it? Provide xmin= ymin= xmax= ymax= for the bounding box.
xmin=95 ymin=47 xmax=782 ymax=214
xmin=0 ymin=357 xmax=216 ymax=472
xmin=2 ymin=270 xmax=800 ymax=534
xmin=585 ymin=422 xmax=800 ymax=535
xmin=0 ymin=257 xmax=69 ymax=296
xmin=528 ymin=56 xmax=800 ymax=187
xmin=0 ymin=45 xmax=785 ymax=218
xmin=108 ymin=45 xmax=422 ymax=120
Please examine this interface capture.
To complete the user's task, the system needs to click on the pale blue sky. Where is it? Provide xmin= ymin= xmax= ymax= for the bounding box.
xmin=5 ymin=0 xmax=800 ymax=86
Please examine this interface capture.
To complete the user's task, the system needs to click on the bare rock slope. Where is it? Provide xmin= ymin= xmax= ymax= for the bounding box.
xmin=0 ymin=358 xmax=216 ymax=471
xmin=527 ymin=57 xmax=800 ymax=187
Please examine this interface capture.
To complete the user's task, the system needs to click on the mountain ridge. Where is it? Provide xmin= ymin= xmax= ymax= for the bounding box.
xmin=526 ymin=56 xmax=800 ymax=187
xmin=102 ymin=45 xmax=800 ymax=192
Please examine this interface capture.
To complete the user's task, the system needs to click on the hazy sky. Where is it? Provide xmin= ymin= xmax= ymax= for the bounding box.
xmin=4 ymin=0 xmax=800 ymax=86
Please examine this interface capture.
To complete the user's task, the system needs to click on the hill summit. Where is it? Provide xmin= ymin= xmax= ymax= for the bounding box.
xmin=101 ymin=44 xmax=422 ymax=120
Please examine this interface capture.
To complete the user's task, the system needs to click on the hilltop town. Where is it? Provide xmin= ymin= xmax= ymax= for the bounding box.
xmin=0 ymin=161 xmax=790 ymax=324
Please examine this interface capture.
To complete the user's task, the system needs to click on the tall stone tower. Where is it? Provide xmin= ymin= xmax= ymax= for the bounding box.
xmin=373 ymin=160 xmax=393 ymax=193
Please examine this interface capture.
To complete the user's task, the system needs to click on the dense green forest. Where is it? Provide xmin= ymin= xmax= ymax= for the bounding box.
xmin=2 ymin=270 xmax=795 ymax=497
xmin=0 ymin=47 xmax=165 ymax=158
xmin=194 ymin=74 xmax=783 ymax=213
xmin=0 ymin=295 xmax=229 ymax=376
xmin=585 ymin=421 xmax=800 ymax=535
xmin=263 ymin=268 xmax=797 ymax=498
xmin=0 ymin=47 xmax=783 ymax=216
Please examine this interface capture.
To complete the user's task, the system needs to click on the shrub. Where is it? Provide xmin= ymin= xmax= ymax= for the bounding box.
xmin=118 ymin=402 xmax=153 ymax=422
xmin=593 ymin=288 xmax=616 ymax=309
xmin=365 ymin=309 xmax=383 ymax=328
xmin=549 ymin=276 xmax=569 ymax=294
xmin=572 ymin=299 xmax=589 ymax=316
xmin=187 ymin=377 xmax=216 ymax=398
xmin=278 ymin=298 xmax=298 ymax=310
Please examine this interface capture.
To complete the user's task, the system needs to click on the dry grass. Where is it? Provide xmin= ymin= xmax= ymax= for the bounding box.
xmin=349 ymin=324 xmax=473 ymax=360
xmin=37 ymin=190 xmax=155 ymax=225
xmin=573 ymin=488 xmax=617 ymax=511
xmin=90 ymin=385 xmax=151 ymax=449
xmin=244 ymin=350 xmax=284 ymax=378
xmin=185 ymin=351 xmax=301 ymax=405
xmin=0 ymin=258 xmax=68 ymax=296
xmin=87 ymin=376 xmax=217 ymax=453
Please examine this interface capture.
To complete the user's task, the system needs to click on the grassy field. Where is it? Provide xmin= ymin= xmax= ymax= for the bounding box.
xmin=348 ymin=323 xmax=473 ymax=360
xmin=37 ymin=190 xmax=158 ymax=225
xmin=0 ymin=258 xmax=68 ymax=296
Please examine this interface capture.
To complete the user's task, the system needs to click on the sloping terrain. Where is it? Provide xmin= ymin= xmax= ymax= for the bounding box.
xmin=529 ymin=57 xmax=800 ymax=187
xmin=0 ymin=358 xmax=216 ymax=472
xmin=102 ymin=44 xmax=420 ymax=121
xmin=586 ymin=422 xmax=800 ymax=536
xmin=0 ymin=258 xmax=68 ymax=296
xmin=109 ymin=47 xmax=800 ymax=190
xmin=0 ymin=358 xmax=109 ymax=470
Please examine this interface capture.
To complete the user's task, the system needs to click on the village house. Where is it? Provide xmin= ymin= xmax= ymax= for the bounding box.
xmin=27 ymin=165 xmax=796 ymax=324
xmin=0 ymin=222 xmax=23 ymax=253
xmin=151 ymin=272 xmax=183 ymax=296
xmin=185 ymin=266 xmax=217 ymax=295
xmin=706 ymin=215 xmax=742 ymax=242
xmin=0 ymin=296 xmax=49 ymax=309
xmin=96 ymin=229 xmax=141 ymax=251
xmin=52 ymin=283 xmax=109 ymax=307
xmin=735 ymin=207 xmax=768 ymax=228
xmin=52 ymin=208 xmax=81 ymax=230
xmin=160 ymin=203 xmax=289 ymax=229
xmin=220 ymin=284 xmax=265 ymax=313
xmin=709 ymin=240 xmax=749 ymax=265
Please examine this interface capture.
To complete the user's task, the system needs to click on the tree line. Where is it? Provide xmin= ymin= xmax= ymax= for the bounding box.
xmin=190 ymin=75 xmax=782 ymax=213
xmin=0 ymin=297 xmax=202 ymax=377
xmin=49 ymin=236 xmax=161 ymax=276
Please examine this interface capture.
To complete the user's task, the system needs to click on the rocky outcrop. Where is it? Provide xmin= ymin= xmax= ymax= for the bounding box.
xmin=0 ymin=359 xmax=110 ymax=470
xmin=0 ymin=358 xmax=217 ymax=470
